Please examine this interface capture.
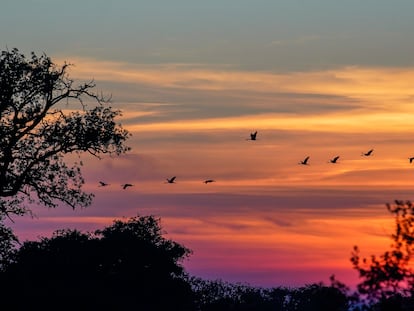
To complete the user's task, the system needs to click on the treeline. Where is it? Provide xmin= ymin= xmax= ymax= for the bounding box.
xmin=0 ymin=215 xmax=348 ymax=310
xmin=1 ymin=210 xmax=414 ymax=311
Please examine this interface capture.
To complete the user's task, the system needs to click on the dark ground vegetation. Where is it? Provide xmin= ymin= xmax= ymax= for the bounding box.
xmin=1 ymin=205 xmax=414 ymax=311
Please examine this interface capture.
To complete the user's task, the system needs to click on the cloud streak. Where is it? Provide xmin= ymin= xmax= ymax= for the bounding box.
xmin=59 ymin=58 xmax=414 ymax=137
xmin=65 ymin=57 xmax=414 ymax=102
xmin=9 ymin=56 xmax=414 ymax=288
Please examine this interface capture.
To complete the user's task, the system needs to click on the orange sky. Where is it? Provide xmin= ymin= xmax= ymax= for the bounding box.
xmin=9 ymin=58 xmax=414 ymax=288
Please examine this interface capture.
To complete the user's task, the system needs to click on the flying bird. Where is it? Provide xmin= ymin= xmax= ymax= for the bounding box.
xmin=247 ymin=131 xmax=257 ymax=141
xmin=166 ymin=176 xmax=176 ymax=184
xmin=204 ymin=179 xmax=216 ymax=184
xmin=362 ymin=149 xmax=374 ymax=156
xmin=299 ymin=156 xmax=310 ymax=165
xmin=329 ymin=156 xmax=340 ymax=164
xmin=98 ymin=181 xmax=109 ymax=187
xmin=409 ymin=157 xmax=414 ymax=164
xmin=121 ymin=183 xmax=133 ymax=189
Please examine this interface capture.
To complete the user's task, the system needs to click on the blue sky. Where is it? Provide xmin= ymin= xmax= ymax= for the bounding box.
xmin=3 ymin=1 xmax=414 ymax=70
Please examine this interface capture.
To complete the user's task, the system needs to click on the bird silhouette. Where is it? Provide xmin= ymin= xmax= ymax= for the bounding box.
xmin=166 ymin=176 xmax=176 ymax=184
xmin=329 ymin=156 xmax=340 ymax=164
xmin=299 ymin=156 xmax=310 ymax=165
xmin=247 ymin=131 xmax=257 ymax=141
xmin=121 ymin=183 xmax=133 ymax=189
xmin=204 ymin=179 xmax=215 ymax=184
xmin=362 ymin=149 xmax=374 ymax=156
xmin=409 ymin=157 xmax=414 ymax=164
xmin=98 ymin=181 xmax=109 ymax=187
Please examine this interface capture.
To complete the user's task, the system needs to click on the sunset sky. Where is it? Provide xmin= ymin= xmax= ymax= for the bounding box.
xmin=2 ymin=0 xmax=414 ymax=288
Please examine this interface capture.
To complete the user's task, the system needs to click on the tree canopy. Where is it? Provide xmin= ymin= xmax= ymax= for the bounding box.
xmin=0 ymin=215 xmax=194 ymax=310
xmin=351 ymin=200 xmax=414 ymax=309
xmin=0 ymin=213 xmax=350 ymax=310
xmin=0 ymin=48 xmax=130 ymax=218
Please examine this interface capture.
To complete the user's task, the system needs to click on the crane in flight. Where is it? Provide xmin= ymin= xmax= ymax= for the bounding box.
xmin=166 ymin=176 xmax=176 ymax=184
xmin=121 ymin=183 xmax=133 ymax=189
xmin=247 ymin=131 xmax=257 ymax=141
xmin=329 ymin=156 xmax=340 ymax=164
xmin=204 ymin=179 xmax=216 ymax=184
xmin=299 ymin=156 xmax=310 ymax=165
xmin=409 ymin=157 xmax=414 ymax=163
xmin=362 ymin=149 xmax=374 ymax=156
xmin=98 ymin=181 xmax=109 ymax=187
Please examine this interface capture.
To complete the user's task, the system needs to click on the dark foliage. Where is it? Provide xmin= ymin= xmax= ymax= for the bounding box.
xmin=0 ymin=48 xmax=130 ymax=217
xmin=190 ymin=277 xmax=348 ymax=311
xmin=0 ymin=213 xmax=353 ymax=311
xmin=0 ymin=222 xmax=18 ymax=271
xmin=350 ymin=200 xmax=414 ymax=310
xmin=0 ymin=215 xmax=194 ymax=310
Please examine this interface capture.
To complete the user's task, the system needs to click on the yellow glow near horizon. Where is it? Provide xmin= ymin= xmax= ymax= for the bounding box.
xmin=24 ymin=210 xmax=394 ymax=272
xmin=122 ymin=111 xmax=414 ymax=134
xmin=160 ymin=211 xmax=394 ymax=272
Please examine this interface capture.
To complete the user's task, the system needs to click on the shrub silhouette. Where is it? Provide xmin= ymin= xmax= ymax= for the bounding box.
xmin=0 ymin=215 xmax=194 ymax=310
xmin=189 ymin=277 xmax=348 ymax=311
xmin=351 ymin=200 xmax=414 ymax=310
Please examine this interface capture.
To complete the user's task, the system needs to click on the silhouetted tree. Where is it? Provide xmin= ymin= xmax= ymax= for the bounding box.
xmin=285 ymin=283 xmax=348 ymax=311
xmin=190 ymin=277 xmax=348 ymax=311
xmin=0 ymin=48 xmax=130 ymax=218
xmin=351 ymin=200 xmax=414 ymax=309
xmin=0 ymin=222 xmax=18 ymax=271
xmin=0 ymin=215 xmax=195 ymax=310
xmin=190 ymin=277 xmax=288 ymax=310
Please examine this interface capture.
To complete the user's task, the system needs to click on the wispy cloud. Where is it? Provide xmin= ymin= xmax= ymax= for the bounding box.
xmin=64 ymin=57 xmax=414 ymax=103
xmin=20 ymin=56 xmax=414 ymax=288
xmin=60 ymin=58 xmax=414 ymax=136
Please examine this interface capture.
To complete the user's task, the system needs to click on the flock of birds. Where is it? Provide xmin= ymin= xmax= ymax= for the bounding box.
xmin=97 ymin=131 xmax=414 ymax=190
xmin=99 ymin=176 xmax=216 ymax=190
